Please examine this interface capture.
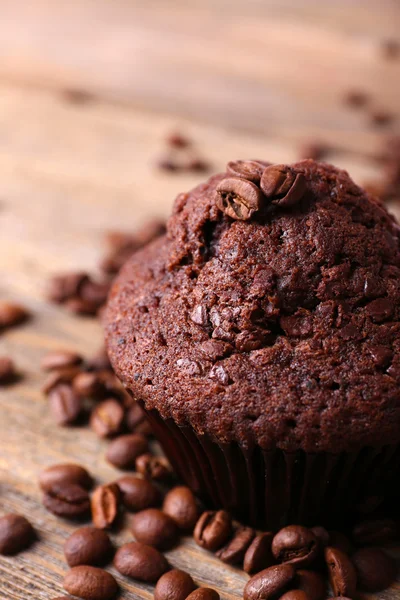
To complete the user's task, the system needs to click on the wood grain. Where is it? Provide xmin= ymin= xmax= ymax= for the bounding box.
xmin=0 ymin=1 xmax=399 ymax=598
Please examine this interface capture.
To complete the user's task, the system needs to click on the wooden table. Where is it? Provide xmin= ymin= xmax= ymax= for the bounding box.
xmin=0 ymin=1 xmax=399 ymax=598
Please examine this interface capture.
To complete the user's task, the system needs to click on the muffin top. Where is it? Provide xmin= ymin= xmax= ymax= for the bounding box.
xmin=105 ymin=160 xmax=400 ymax=453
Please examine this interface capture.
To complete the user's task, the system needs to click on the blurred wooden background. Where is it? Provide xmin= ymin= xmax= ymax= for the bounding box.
xmin=0 ymin=1 xmax=399 ymax=598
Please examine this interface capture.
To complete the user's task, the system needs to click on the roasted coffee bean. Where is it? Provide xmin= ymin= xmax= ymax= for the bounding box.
xmin=0 ymin=356 xmax=16 ymax=384
xmin=162 ymin=486 xmax=199 ymax=531
xmin=49 ymin=384 xmax=83 ymax=425
xmin=106 ymin=433 xmax=148 ymax=469
xmin=43 ymin=483 xmax=90 ymax=518
xmin=295 ymin=570 xmax=326 ymax=600
xmin=46 ymin=272 xmax=89 ymax=303
xmin=193 ymin=510 xmax=232 ymax=551
xmin=41 ymin=350 xmax=82 ymax=371
xmin=66 ymin=297 xmax=99 ymax=316
xmin=80 ymin=280 xmax=110 ymax=307
xmin=91 ymin=484 xmax=120 ymax=529
xmin=131 ymin=508 xmax=179 ymax=550
xmin=114 ymin=541 xmax=169 ymax=582
xmin=73 ymin=372 xmax=102 ymax=398
xmin=167 ymin=132 xmax=191 ymax=148
xmin=260 ymin=164 xmax=306 ymax=207
xmin=328 ymin=530 xmax=352 ymax=554
xmin=63 ymin=565 xmax=118 ymax=600
xmin=243 ymin=532 xmax=275 ymax=574
xmin=39 ymin=463 xmax=92 ymax=492
xmin=154 ymin=569 xmax=196 ymax=600
xmin=116 ymin=475 xmax=161 ymax=511
xmin=310 ymin=526 xmax=330 ymax=548
xmin=0 ymin=514 xmax=35 ymax=555
xmin=135 ymin=453 xmax=173 ymax=482
xmin=243 ymin=564 xmax=296 ymax=600
xmin=186 ymin=589 xmax=220 ymax=600
xmin=187 ymin=158 xmax=210 ymax=173
xmin=125 ymin=403 xmax=153 ymax=436
xmin=279 ymin=592 xmax=308 ymax=600
xmin=352 ymin=547 xmax=397 ymax=592
xmin=352 ymin=518 xmax=397 ymax=546
xmin=271 ymin=525 xmax=319 ymax=567
xmin=216 ymin=525 xmax=255 ymax=565
xmin=0 ymin=301 xmax=29 ymax=329
xmin=90 ymin=399 xmax=124 ymax=437
xmin=64 ymin=527 xmax=113 ymax=567
xmin=215 ymin=177 xmax=263 ymax=220
xmin=226 ymin=160 xmax=266 ymax=184
xmin=42 ymin=366 xmax=82 ymax=395
xmin=324 ymin=546 xmax=357 ymax=598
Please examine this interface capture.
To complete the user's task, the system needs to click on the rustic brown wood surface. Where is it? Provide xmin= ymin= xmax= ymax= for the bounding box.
xmin=0 ymin=1 xmax=399 ymax=598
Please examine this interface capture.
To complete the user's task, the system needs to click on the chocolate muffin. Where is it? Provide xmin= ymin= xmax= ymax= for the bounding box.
xmin=105 ymin=160 xmax=400 ymax=529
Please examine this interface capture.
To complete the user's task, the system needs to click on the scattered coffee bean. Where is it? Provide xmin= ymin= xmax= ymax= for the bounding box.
xmin=43 ymin=483 xmax=90 ymax=519
xmin=381 ymin=39 xmax=400 ymax=60
xmin=135 ymin=453 xmax=173 ymax=482
xmin=226 ymin=160 xmax=266 ymax=184
xmin=271 ymin=525 xmax=319 ymax=567
xmin=167 ymin=132 xmax=191 ymax=148
xmin=114 ymin=541 xmax=169 ymax=582
xmin=187 ymin=158 xmax=210 ymax=173
xmin=0 ymin=300 xmax=29 ymax=329
xmin=154 ymin=569 xmax=196 ymax=600
xmin=90 ymin=399 xmax=124 ymax=437
xmin=370 ymin=109 xmax=394 ymax=127
xmin=39 ymin=463 xmax=92 ymax=492
xmin=125 ymin=403 xmax=153 ymax=435
xmin=0 ymin=513 xmax=35 ymax=555
xmin=352 ymin=518 xmax=397 ymax=546
xmin=186 ymin=589 xmax=220 ymax=600
xmin=243 ymin=564 xmax=296 ymax=600
xmin=66 ymin=297 xmax=99 ymax=316
xmin=216 ymin=525 xmax=255 ymax=565
xmin=310 ymin=526 xmax=330 ymax=548
xmin=73 ymin=372 xmax=102 ymax=398
xmin=49 ymin=384 xmax=83 ymax=425
xmin=116 ymin=475 xmax=161 ymax=511
xmin=105 ymin=433 xmax=148 ymax=469
xmin=193 ymin=510 xmax=232 ymax=552
xmin=352 ymin=547 xmax=397 ymax=592
xmin=63 ymin=565 xmax=118 ymax=600
xmin=46 ymin=272 xmax=89 ymax=304
xmin=260 ymin=164 xmax=306 ymax=207
xmin=215 ymin=177 xmax=263 ymax=220
xmin=243 ymin=532 xmax=275 ymax=574
xmin=64 ymin=527 xmax=113 ymax=567
xmin=0 ymin=356 xmax=16 ymax=384
xmin=324 ymin=546 xmax=357 ymax=598
xmin=279 ymin=592 xmax=308 ymax=600
xmin=80 ymin=280 xmax=110 ymax=308
xmin=41 ymin=350 xmax=82 ymax=371
xmin=295 ymin=570 xmax=326 ymax=600
xmin=157 ymin=157 xmax=182 ymax=172
xmin=91 ymin=484 xmax=120 ymax=529
xmin=162 ymin=486 xmax=199 ymax=531
xmin=131 ymin=508 xmax=179 ymax=550
xmin=42 ymin=366 xmax=82 ymax=395
xmin=328 ymin=530 xmax=352 ymax=554
xmin=344 ymin=89 xmax=369 ymax=108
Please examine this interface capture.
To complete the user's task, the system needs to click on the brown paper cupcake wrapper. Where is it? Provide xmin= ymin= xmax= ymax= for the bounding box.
xmin=142 ymin=404 xmax=399 ymax=530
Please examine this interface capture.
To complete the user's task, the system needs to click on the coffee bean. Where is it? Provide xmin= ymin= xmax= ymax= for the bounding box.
xmin=105 ymin=433 xmax=148 ymax=469
xmin=114 ymin=541 xmax=169 ymax=582
xmin=42 ymin=366 xmax=82 ymax=395
xmin=279 ymin=592 xmax=308 ymax=600
xmin=243 ymin=532 xmax=275 ymax=574
xmin=90 ymin=399 xmax=124 ymax=437
xmin=91 ymin=484 xmax=120 ymax=529
xmin=295 ymin=570 xmax=326 ymax=600
xmin=63 ymin=566 xmax=118 ymax=600
xmin=243 ymin=564 xmax=296 ymax=600
xmin=46 ymin=272 xmax=89 ymax=303
xmin=0 ymin=301 xmax=29 ymax=329
xmin=0 ymin=356 xmax=16 ymax=384
xmin=352 ymin=547 xmax=397 ymax=592
xmin=328 ymin=530 xmax=352 ymax=554
xmin=162 ymin=486 xmax=199 ymax=531
xmin=80 ymin=280 xmax=110 ymax=308
xmin=193 ymin=510 xmax=232 ymax=552
xmin=73 ymin=372 xmax=102 ymax=398
xmin=49 ymin=384 xmax=83 ymax=425
xmin=43 ymin=483 xmax=90 ymax=519
xmin=167 ymin=132 xmax=191 ymax=148
xmin=87 ymin=346 xmax=111 ymax=371
xmin=215 ymin=177 xmax=264 ymax=220
xmin=186 ymin=589 xmax=220 ymax=600
xmin=66 ymin=297 xmax=99 ymax=316
xmin=260 ymin=165 xmax=306 ymax=207
xmin=64 ymin=527 xmax=113 ymax=567
xmin=116 ymin=475 xmax=161 ymax=511
xmin=310 ymin=526 xmax=330 ymax=548
xmin=135 ymin=453 xmax=173 ymax=482
xmin=39 ymin=463 xmax=92 ymax=492
xmin=216 ymin=525 xmax=255 ymax=565
xmin=154 ymin=569 xmax=196 ymax=600
xmin=271 ymin=525 xmax=319 ymax=567
xmin=226 ymin=160 xmax=266 ymax=184
xmin=324 ymin=546 xmax=357 ymax=598
xmin=125 ymin=403 xmax=153 ymax=436
xmin=0 ymin=514 xmax=35 ymax=555
xmin=352 ymin=518 xmax=397 ymax=546
xmin=131 ymin=508 xmax=179 ymax=550
xmin=41 ymin=350 xmax=82 ymax=371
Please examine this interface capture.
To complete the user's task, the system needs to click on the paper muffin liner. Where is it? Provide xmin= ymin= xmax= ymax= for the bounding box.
xmin=141 ymin=404 xmax=399 ymax=530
